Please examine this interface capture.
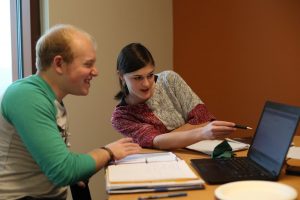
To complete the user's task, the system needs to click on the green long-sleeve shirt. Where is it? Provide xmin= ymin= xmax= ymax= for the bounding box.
xmin=0 ymin=75 xmax=96 ymax=200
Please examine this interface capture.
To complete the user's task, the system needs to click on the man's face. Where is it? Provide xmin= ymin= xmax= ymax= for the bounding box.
xmin=62 ymin=35 xmax=98 ymax=96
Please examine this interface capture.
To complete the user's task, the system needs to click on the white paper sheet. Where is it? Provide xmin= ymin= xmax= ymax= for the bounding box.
xmin=287 ymin=146 xmax=300 ymax=159
xmin=186 ymin=139 xmax=250 ymax=155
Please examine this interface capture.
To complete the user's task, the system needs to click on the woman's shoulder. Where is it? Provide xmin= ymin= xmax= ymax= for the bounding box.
xmin=114 ymin=102 xmax=148 ymax=113
xmin=157 ymin=70 xmax=179 ymax=78
xmin=156 ymin=70 xmax=183 ymax=85
xmin=157 ymin=70 xmax=179 ymax=80
xmin=112 ymin=103 xmax=151 ymax=122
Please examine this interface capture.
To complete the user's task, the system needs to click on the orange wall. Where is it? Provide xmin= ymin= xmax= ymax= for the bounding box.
xmin=173 ymin=1 xmax=300 ymax=136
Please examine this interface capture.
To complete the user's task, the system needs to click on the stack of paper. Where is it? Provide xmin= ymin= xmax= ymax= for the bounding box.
xmin=287 ymin=146 xmax=300 ymax=159
xmin=105 ymin=152 xmax=204 ymax=194
xmin=186 ymin=139 xmax=250 ymax=155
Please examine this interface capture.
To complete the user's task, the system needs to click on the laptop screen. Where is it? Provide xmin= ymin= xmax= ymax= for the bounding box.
xmin=248 ymin=103 xmax=299 ymax=176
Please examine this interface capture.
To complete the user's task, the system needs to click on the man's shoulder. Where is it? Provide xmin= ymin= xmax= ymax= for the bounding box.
xmin=4 ymin=76 xmax=40 ymax=98
xmin=2 ymin=75 xmax=55 ymax=108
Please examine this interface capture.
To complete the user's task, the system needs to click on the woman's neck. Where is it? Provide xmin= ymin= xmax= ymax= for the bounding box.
xmin=125 ymin=95 xmax=146 ymax=105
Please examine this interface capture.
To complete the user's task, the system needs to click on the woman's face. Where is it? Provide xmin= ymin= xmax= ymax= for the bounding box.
xmin=121 ymin=64 xmax=155 ymax=104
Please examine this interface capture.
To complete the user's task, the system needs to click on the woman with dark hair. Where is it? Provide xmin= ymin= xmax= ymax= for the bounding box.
xmin=112 ymin=43 xmax=237 ymax=150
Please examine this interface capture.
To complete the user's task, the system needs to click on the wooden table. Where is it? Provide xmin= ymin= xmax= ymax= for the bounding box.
xmin=108 ymin=136 xmax=300 ymax=200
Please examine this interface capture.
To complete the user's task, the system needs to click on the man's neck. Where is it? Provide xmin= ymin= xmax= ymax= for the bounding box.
xmin=36 ymin=70 xmax=65 ymax=102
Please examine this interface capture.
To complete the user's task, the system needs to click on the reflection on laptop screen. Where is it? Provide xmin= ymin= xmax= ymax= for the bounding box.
xmin=249 ymin=106 xmax=299 ymax=175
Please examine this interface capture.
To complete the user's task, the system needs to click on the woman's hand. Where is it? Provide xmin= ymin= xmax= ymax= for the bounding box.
xmin=200 ymin=120 xmax=236 ymax=140
xmin=106 ymin=137 xmax=141 ymax=160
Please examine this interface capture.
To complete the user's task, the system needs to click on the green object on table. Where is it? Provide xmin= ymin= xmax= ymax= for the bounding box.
xmin=212 ymin=140 xmax=234 ymax=159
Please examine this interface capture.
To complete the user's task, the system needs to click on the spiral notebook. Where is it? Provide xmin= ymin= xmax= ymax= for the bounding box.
xmin=105 ymin=152 xmax=204 ymax=194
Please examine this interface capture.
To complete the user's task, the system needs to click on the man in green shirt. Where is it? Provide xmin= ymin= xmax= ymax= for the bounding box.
xmin=0 ymin=24 xmax=141 ymax=200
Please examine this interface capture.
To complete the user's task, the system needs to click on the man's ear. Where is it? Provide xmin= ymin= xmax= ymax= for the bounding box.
xmin=53 ymin=55 xmax=64 ymax=74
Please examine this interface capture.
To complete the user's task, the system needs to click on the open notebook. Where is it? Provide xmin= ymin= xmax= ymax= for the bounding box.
xmin=105 ymin=152 xmax=204 ymax=194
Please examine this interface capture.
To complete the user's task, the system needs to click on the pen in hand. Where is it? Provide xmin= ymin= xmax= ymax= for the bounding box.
xmin=138 ymin=192 xmax=187 ymax=200
xmin=234 ymin=124 xmax=252 ymax=130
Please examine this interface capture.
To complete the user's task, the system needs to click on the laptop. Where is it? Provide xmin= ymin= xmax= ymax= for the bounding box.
xmin=191 ymin=101 xmax=300 ymax=184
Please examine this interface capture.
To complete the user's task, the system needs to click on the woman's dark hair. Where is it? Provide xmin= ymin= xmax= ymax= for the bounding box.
xmin=114 ymin=43 xmax=155 ymax=100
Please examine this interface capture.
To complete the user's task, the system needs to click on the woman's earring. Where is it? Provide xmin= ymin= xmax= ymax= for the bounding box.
xmin=121 ymin=82 xmax=126 ymax=92
xmin=122 ymin=82 xmax=129 ymax=95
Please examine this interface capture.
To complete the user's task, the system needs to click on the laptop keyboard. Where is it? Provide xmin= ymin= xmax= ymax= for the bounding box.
xmin=216 ymin=157 xmax=270 ymax=179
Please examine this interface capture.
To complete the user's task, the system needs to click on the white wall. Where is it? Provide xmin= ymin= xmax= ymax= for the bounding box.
xmin=44 ymin=0 xmax=173 ymax=199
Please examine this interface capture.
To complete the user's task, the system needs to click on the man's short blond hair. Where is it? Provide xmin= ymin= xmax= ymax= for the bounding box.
xmin=35 ymin=24 xmax=96 ymax=71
